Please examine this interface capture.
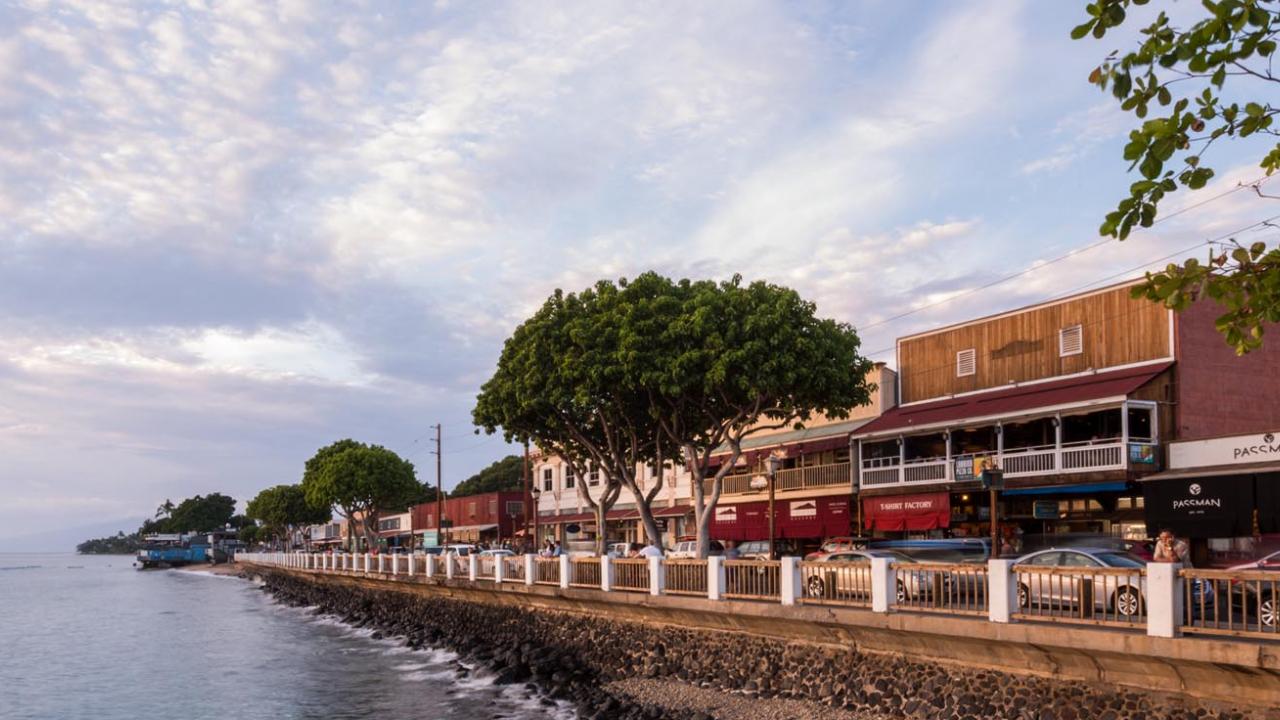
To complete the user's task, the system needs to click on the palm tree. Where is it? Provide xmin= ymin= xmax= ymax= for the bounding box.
xmin=155 ymin=499 xmax=175 ymax=519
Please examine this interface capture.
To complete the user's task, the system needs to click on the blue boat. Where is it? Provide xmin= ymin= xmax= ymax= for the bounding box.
xmin=134 ymin=534 xmax=211 ymax=569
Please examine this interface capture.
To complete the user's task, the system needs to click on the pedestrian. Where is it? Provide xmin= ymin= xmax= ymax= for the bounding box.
xmin=722 ymin=540 xmax=740 ymax=560
xmin=1153 ymin=528 xmax=1191 ymax=565
xmin=551 ymin=540 xmax=563 ymax=557
xmin=638 ymin=541 xmax=663 ymax=558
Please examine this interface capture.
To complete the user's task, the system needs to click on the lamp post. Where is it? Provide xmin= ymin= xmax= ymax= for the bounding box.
xmin=531 ymin=486 xmax=542 ymax=549
xmin=751 ymin=451 xmax=786 ymax=561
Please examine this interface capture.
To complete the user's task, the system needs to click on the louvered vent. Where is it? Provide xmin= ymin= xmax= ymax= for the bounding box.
xmin=956 ymin=348 xmax=976 ymax=377
xmin=1059 ymin=324 xmax=1083 ymax=357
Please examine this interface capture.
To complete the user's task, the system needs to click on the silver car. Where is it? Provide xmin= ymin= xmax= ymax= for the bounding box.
xmin=1014 ymin=548 xmax=1147 ymax=617
xmin=803 ymin=549 xmax=934 ymax=603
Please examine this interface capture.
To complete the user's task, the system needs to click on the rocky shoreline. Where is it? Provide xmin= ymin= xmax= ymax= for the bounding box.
xmin=249 ymin=569 xmax=1266 ymax=720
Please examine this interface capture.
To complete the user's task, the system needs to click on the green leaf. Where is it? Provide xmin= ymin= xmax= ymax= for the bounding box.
xmin=1071 ymin=21 xmax=1094 ymax=40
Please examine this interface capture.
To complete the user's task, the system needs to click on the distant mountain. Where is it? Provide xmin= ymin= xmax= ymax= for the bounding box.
xmin=0 ymin=517 xmax=147 ymax=553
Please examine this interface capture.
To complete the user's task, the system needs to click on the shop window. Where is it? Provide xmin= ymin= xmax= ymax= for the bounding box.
xmin=956 ymin=348 xmax=976 ymax=377
xmin=1059 ymin=324 xmax=1083 ymax=357
xmin=505 ymin=501 xmax=523 ymax=516
xmin=1127 ymin=405 xmax=1155 ymax=442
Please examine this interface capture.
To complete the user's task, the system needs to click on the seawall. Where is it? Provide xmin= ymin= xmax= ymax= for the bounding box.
xmin=244 ymin=564 xmax=1279 ymax=720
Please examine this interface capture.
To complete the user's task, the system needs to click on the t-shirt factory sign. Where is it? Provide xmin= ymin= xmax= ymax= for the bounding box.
xmin=1168 ymin=430 xmax=1280 ymax=469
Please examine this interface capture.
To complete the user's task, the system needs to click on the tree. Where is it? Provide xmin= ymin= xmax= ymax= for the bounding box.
xmin=238 ymin=524 xmax=261 ymax=545
xmin=451 ymin=455 xmax=524 ymax=497
xmin=1075 ymin=0 xmax=1280 ymax=353
xmin=166 ymin=493 xmax=237 ymax=532
xmin=300 ymin=439 xmax=421 ymax=552
xmin=246 ymin=484 xmax=331 ymax=550
xmin=155 ymin=498 xmax=175 ymax=520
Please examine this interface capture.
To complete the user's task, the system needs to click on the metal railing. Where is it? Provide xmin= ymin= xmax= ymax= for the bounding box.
xmin=723 ymin=559 xmax=780 ymax=600
xmin=534 ymin=558 xmax=561 ymax=585
xmin=799 ymin=560 xmax=872 ymax=607
xmin=1012 ymin=564 xmax=1146 ymax=628
xmin=664 ymin=559 xmax=708 ymax=596
xmin=501 ymin=556 xmax=525 ymax=583
xmin=892 ymin=562 xmax=988 ymax=615
xmin=569 ymin=558 xmax=601 ymax=588
xmin=1180 ymin=568 xmax=1278 ymax=638
xmin=477 ymin=556 xmax=496 ymax=580
xmin=450 ymin=554 xmax=468 ymax=578
xmin=612 ymin=558 xmax=650 ymax=592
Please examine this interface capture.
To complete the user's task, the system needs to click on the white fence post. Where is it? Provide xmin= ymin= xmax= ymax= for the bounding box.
xmin=1147 ymin=562 xmax=1183 ymax=638
xmin=524 ymin=554 xmax=536 ymax=586
xmin=494 ymin=556 xmax=505 ymax=583
xmin=468 ymin=554 xmax=479 ymax=582
xmin=445 ymin=552 xmax=455 ymax=579
xmin=558 ymin=554 xmax=570 ymax=589
xmin=707 ymin=556 xmax=725 ymax=601
xmin=379 ymin=554 xmax=386 ymax=574
xmin=649 ymin=556 xmax=664 ymax=596
xmin=407 ymin=553 xmax=415 ymax=577
xmin=779 ymin=556 xmax=800 ymax=606
xmin=392 ymin=553 xmax=399 ymax=576
xmin=425 ymin=553 xmax=436 ymax=578
xmin=870 ymin=556 xmax=894 ymax=613
xmin=988 ymin=559 xmax=1018 ymax=623
xmin=600 ymin=556 xmax=614 ymax=592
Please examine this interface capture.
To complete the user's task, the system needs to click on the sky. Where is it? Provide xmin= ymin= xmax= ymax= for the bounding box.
xmin=2 ymin=0 xmax=1277 ymax=549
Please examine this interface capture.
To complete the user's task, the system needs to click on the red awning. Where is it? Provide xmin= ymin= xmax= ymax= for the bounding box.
xmin=710 ymin=496 xmax=854 ymax=541
xmin=863 ymin=492 xmax=950 ymax=532
xmin=856 ymin=362 xmax=1172 ymax=437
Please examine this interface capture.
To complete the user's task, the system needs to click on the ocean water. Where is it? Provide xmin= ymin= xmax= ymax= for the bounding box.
xmin=0 ymin=553 xmax=576 ymax=720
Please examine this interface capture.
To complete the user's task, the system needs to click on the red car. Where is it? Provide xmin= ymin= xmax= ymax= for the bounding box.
xmin=804 ymin=536 xmax=871 ymax=561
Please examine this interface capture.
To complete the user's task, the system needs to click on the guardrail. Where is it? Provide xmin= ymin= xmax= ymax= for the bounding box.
xmin=569 ymin=558 xmax=601 ymax=588
xmin=664 ymin=559 xmax=708 ymax=596
xmin=892 ymin=562 xmax=988 ymax=615
xmin=234 ymin=553 xmax=1275 ymax=642
xmin=724 ymin=559 xmax=780 ymax=600
xmin=1180 ymin=568 xmax=1277 ymax=638
xmin=612 ymin=558 xmax=650 ymax=592
xmin=799 ymin=560 xmax=871 ymax=607
xmin=1012 ymin=564 xmax=1146 ymax=628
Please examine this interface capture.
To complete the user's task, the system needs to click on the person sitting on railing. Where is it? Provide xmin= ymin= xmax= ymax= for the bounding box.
xmin=1153 ymin=529 xmax=1191 ymax=566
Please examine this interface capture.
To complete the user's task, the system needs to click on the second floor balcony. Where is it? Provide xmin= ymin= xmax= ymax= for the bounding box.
xmin=705 ymin=461 xmax=852 ymax=496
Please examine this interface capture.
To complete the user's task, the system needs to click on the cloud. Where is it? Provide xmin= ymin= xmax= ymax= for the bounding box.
xmin=1020 ymin=101 xmax=1130 ymax=175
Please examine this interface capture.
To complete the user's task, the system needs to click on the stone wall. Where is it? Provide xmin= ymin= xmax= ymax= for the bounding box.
xmin=255 ymin=569 xmax=1266 ymax=720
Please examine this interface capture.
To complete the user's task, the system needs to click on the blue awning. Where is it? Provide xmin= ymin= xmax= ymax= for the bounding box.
xmin=1002 ymin=481 xmax=1130 ymax=496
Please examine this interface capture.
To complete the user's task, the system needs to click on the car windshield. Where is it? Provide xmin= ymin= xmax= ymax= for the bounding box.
xmin=1095 ymin=552 xmax=1145 ymax=568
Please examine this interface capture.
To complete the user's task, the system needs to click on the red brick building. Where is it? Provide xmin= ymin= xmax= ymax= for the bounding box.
xmin=412 ymin=491 xmax=526 ymax=545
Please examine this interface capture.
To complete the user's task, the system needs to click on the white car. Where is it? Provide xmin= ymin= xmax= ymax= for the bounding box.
xmin=478 ymin=549 xmax=514 ymax=557
xmin=444 ymin=544 xmax=479 ymax=556
xmin=669 ymin=540 xmax=723 ymax=559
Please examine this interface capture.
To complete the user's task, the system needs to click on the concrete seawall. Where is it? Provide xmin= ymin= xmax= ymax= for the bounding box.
xmin=243 ymin=563 xmax=1280 ymax=719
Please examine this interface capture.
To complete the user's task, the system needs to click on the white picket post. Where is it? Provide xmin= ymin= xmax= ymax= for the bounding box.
xmin=988 ymin=559 xmax=1018 ymax=623
xmin=779 ymin=556 xmax=800 ymax=606
xmin=524 ymin=554 xmax=536 ymax=587
xmin=468 ymin=554 xmax=479 ymax=582
xmin=649 ymin=556 xmax=664 ymax=596
xmin=870 ymin=556 xmax=894 ymax=613
xmin=707 ymin=556 xmax=725 ymax=601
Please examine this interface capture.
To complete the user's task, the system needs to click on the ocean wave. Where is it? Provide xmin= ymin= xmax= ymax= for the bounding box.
xmin=0 ymin=565 xmax=41 ymax=571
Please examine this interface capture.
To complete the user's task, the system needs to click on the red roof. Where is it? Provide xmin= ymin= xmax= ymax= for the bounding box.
xmin=857 ymin=362 xmax=1172 ymax=437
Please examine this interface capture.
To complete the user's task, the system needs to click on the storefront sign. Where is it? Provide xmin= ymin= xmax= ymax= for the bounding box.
xmin=1128 ymin=443 xmax=1158 ymax=465
xmin=421 ymin=530 xmax=441 ymax=547
xmin=714 ymin=506 xmax=737 ymax=523
xmin=789 ymin=500 xmax=818 ymax=519
xmin=863 ymin=492 xmax=950 ymax=532
xmin=954 ymin=458 xmax=975 ymax=481
xmin=1168 ymin=431 xmax=1280 ymax=469
xmin=1143 ymin=474 xmax=1254 ymax=537
xmin=1032 ymin=500 xmax=1058 ymax=520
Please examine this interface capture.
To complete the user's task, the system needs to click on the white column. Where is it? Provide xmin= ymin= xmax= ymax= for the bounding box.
xmin=425 ymin=554 xmax=436 ymax=578
xmin=600 ymin=556 xmax=613 ymax=592
xmin=988 ymin=559 xmax=1018 ymax=623
xmin=378 ymin=554 xmax=386 ymax=574
xmin=558 ymin=554 xmax=570 ymax=589
xmin=649 ymin=556 xmax=664 ymax=596
xmin=870 ymin=556 xmax=895 ymax=613
xmin=364 ymin=552 xmax=371 ymax=575
xmin=707 ymin=556 xmax=725 ymax=601
xmin=392 ymin=554 xmax=398 ymax=576
xmin=445 ymin=553 xmax=455 ymax=579
xmin=779 ymin=556 xmax=801 ymax=606
xmin=468 ymin=554 xmax=479 ymax=582
xmin=494 ymin=556 xmax=505 ymax=584
xmin=524 ymin=554 xmax=536 ymax=586
xmin=407 ymin=554 xmax=415 ymax=577
xmin=1147 ymin=562 xmax=1183 ymax=638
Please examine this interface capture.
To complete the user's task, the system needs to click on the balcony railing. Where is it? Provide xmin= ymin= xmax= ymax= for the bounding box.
xmin=860 ymin=439 xmax=1129 ymax=488
xmin=704 ymin=462 xmax=850 ymax=496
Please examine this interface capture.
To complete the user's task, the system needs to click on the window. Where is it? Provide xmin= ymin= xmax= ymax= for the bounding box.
xmin=956 ymin=348 xmax=976 ymax=377
xmin=489 ymin=499 xmax=498 ymax=515
xmin=1059 ymin=324 xmax=1083 ymax=357
xmin=564 ymin=465 xmax=576 ymax=489
xmin=589 ymin=467 xmax=600 ymax=486
xmin=467 ymin=501 xmax=477 ymax=518
xmin=505 ymin=500 xmax=524 ymax=516
xmin=542 ymin=467 xmax=553 ymax=492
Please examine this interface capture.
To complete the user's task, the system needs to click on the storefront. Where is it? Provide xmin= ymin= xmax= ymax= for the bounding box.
xmin=1141 ymin=430 xmax=1280 ymax=566
xmin=711 ymin=496 xmax=852 ymax=542
xmin=862 ymin=492 xmax=950 ymax=535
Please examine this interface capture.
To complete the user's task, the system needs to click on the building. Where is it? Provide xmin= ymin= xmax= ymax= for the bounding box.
xmin=850 ymin=281 xmax=1280 ymax=561
xmin=703 ymin=363 xmax=898 ymax=545
xmin=377 ymin=511 xmax=414 ymax=549
xmin=308 ymin=521 xmax=345 ymax=548
xmin=412 ymin=491 xmax=526 ymax=546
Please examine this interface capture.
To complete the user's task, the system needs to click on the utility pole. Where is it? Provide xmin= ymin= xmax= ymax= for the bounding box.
xmin=431 ymin=424 xmax=445 ymax=548
xmin=522 ymin=441 xmax=531 ymax=546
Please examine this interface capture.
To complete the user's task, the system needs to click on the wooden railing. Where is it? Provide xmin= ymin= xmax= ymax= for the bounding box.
xmin=477 ymin=556 xmax=496 ymax=580
xmin=1180 ymin=568 xmax=1278 ymax=638
xmin=569 ymin=558 xmax=601 ymax=588
xmin=534 ymin=558 xmax=561 ymax=585
xmin=1012 ymin=564 xmax=1146 ymax=628
xmin=613 ymin=558 xmax=650 ymax=592
xmin=501 ymin=556 xmax=525 ymax=583
xmin=664 ymin=559 xmax=708 ymax=596
xmin=799 ymin=560 xmax=872 ymax=607
xmin=703 ymin=462 xmax=851 ymax=495
xmin=723 ymin=559 xmax=780 ymax=600
xmin=892 ymin=562 xmax=988 ymax=615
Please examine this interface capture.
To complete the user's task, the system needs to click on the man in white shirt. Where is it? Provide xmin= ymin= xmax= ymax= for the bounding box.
xmin=638 ymin=542 xmax=664 ymax=558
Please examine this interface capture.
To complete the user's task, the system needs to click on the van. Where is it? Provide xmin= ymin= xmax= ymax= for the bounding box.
xmin=669 ymin=539 xmax=723 ymax=559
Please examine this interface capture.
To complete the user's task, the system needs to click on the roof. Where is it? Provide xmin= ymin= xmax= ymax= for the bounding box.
xmin=1138 ymin=460 xmax=1280 ymax=482
xmin=855 ymin=362 xmax=1173 ymax=438
xmin=709 ymin=417 xmax=871 ymax=461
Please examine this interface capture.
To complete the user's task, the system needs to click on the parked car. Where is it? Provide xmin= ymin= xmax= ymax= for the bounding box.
xmin=805 ymin=536 xmax=872 ymax=560
xmin=1013 ymin=548 xmax=1157 ymax=616
xmin=669 ymin=539 xmax=724 ymax=559
xmin=736 ymin=539 xmax=801 ymax=560
xmin=478 ymin=548 xmax=515 ymax=557
xmin=869 ymin=538 xmax=990 ymax=564
xmin=1226 ymin=549 xmax=1280 ymax=628
xmin=1020 ymin=533 xmax=1153 ymax=560
xmin=444 ymin=544 xmax=479 ymax=556
xmin=803 ymin=549 xmax=929 ymax=601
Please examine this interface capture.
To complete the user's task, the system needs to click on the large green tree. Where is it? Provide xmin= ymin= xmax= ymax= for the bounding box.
xmin=1076 ymin=0 xmax=1280 ymax=353
xmin=451 ymin=455 xmax=524 ymax=497
xmin=246 ymin=484 xmax=331 ymax=550
xmin=166 ymin=493 xmax=237 ymax=533
xmin=300 ymin=440 xmax=420 ymax=552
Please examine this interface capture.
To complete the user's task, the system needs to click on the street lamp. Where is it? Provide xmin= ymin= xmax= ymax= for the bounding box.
xmin=755 ymin=451 xmax=785 ymax=560
xmin=531 ymin=486 xmax=542 ymax=549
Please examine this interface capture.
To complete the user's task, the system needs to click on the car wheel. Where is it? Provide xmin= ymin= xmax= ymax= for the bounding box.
xmin=1113 ymin=586 xmax=1142 ymax=617
xmin=895 ymin=581 xmax=908 ymax=604
xmin=1017 ymin=583 xmax=1030 ymax=609
xmin=1260 ymin=594 xmax=1276 ymax=628
xmin=807 ymin=576 xmax=826 ymax=597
